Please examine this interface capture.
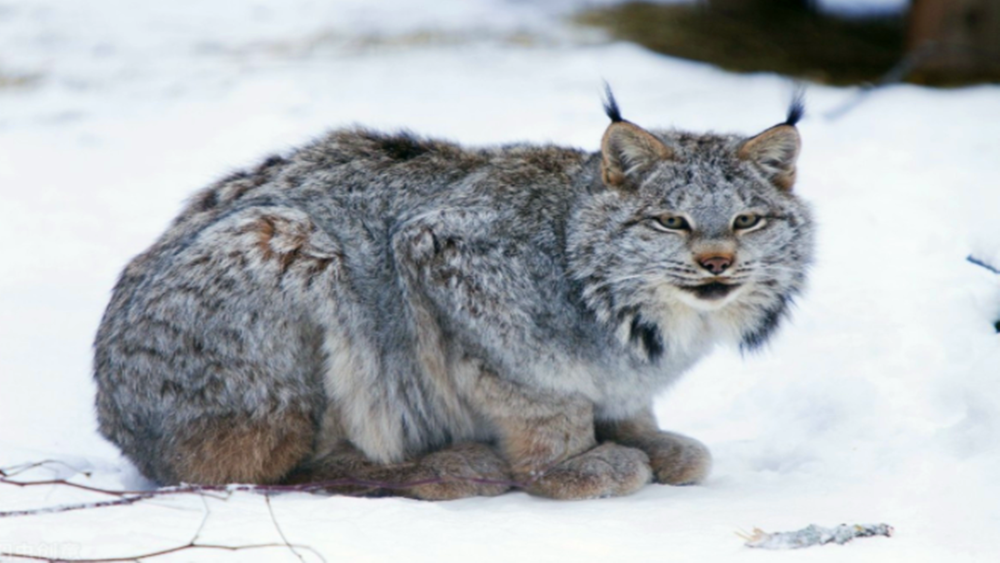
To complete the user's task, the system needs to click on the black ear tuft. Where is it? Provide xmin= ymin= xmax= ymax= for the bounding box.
xmin=784 ymin=88 xmax=805 ymax=126
xmin=602 ymin=82 xmax=623 ymax=123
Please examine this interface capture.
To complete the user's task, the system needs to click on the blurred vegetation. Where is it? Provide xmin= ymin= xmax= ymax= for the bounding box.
xmin=575 ymin=1 xmax=995 ymax=86
xmin=0 ymin=72 xmax=39 ymax=89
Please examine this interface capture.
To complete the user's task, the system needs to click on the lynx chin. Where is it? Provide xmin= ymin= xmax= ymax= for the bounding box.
xmin=94 ymin=87 xmax=813 ymax=500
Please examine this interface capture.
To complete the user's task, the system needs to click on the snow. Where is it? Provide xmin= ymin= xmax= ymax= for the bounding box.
xmin=1 ymin=1 xmax=998 ymax=561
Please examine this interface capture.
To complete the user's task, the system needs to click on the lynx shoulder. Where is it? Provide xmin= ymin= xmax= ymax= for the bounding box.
xmin=93 ymin=89 xmax=813 ymax=499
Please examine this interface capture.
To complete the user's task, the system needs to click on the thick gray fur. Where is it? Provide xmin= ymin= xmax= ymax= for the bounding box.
xmin=94 ymin=91 xmax=813 ymax=499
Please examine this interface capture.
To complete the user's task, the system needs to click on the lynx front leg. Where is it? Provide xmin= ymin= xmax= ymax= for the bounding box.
xmin=477 ymin=374 xmax=651 ymax=499
xmin=393 ymin=212 xmax=649 ymax=498
xmin=596 ymin=410 xmax=712 ymax=485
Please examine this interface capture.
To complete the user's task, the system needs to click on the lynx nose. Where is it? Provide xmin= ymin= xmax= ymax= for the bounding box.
xmin=697 ymin=254 xmax=733 ymax=274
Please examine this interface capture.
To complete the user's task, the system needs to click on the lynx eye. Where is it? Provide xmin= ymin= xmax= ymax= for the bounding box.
xmin=652 ymin=215 xmax=691 ymax=232
xmin=733 ymin=213 xmax=763 ymax=231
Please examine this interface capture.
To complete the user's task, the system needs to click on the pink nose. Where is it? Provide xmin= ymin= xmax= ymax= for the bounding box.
xmin=697 ymin=255 xmax=733 ymax=274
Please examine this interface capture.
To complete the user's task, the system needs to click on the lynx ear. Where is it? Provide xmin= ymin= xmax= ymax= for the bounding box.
xmin=601 ymin=121 xmax=673 ymax=189
xmin=738 ymin=124 xmax=801 ymax=191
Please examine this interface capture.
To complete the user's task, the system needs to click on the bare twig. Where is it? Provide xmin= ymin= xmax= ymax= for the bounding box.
xmin=0 ymin=542 xmax=326 ymax=562
xmin=0 ymin=473 xmax=324 ymax=563
xmin=192 ymin=495 xmax=212 ymax=544
xmin=0 ymin=460 xmax=91 ymax=479
xmin=824 ymin=44 xmax=936 ymax=120
xmin=824 ymin=42 xmax=998 ymax=120
xmin=266 ymin=494 xmax=321 ymax=563
xmin=0 ymin=477 xmax=237 ymax=518
xmin=1 ymin=469 xmax=524 ymax=519
xmin=0 ymin=457 xmax=528 ymax=560
xmin=0 ymin=476 xmax=153 ymax=498
xmin=968 ymin=255 xmax=1000 ymax=275
xmin=0 ymin=495 xmax=155 ymax=518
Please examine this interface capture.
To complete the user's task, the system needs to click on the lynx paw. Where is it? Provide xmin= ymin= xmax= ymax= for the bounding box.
xmin=524 ymin=443 xmax=652 ymax=500
xmin=402 ymin=443 xmax=513 ymax=501
xmin=643 ymin=432 xmax=712 ymax=485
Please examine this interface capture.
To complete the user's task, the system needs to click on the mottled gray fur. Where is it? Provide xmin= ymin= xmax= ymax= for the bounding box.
xmin=94 ymin=91 xmax=813 ymax=499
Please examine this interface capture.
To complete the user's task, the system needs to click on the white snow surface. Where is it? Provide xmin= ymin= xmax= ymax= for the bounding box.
xmin=1 ymin=1 xmax=998 ymax=561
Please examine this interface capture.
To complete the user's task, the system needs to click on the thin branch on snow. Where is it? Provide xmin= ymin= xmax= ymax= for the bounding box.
xmin=0 ymin=463 xmax=514 ymax=562
xmin=823 ymin=45 xmax=933 ymax=119
xmin=0 ymin=472 xmax=326 ymax=563
xmin=192 ymin=495 xmax=213 ymax=544
xmin=0 ymin=460 xmax=92 ymax=479
xmin=0 ymin=495 xmax=155 ymax=518
xmin=968 ymin=255 xmax=1000 ymax=275
xmin=265 ymin=493 xmax=320 ymax=563
xmin=0 ymin=476 xmax=232 ymax=518
xmin=0 ymin=455 xmax=519 ymax=563
xmin=0 ymin=463 xmax=160 ymax=517
xmin=0 ymin=459 xmax=524 ymax=519
xmin=0 ymin=474 xmax=155 ymax=498
xmin=0 ymin=541 xmax=326 ymax=562
xmin=824 ymin=42 xmax=996 ymax=120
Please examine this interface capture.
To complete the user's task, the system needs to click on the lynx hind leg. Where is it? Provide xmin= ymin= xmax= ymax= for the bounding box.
xmin=95 ymin=205 xmax=345 ymax=485
xmin=169 ymin=410 xmax=316 ymax=485
xmin=596 ymin=413 xmax=712 ymax=485
xmin=286 ymin=442 xmax=512 ymax=500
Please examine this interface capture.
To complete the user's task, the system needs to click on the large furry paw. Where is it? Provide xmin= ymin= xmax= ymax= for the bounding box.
xmin=401 ymin=443 xmax=513 ymax=501
xmin=524 ymin=443 xmax=652 ymax=500
xmin=640 ymin=432 xmax=712 ymax=485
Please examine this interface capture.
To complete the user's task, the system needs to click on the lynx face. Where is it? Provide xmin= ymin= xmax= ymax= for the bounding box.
xmin=570 ymin=97 xmax=813 ymax=355
xmin=622 ymin=141 xmax=812 ymax=316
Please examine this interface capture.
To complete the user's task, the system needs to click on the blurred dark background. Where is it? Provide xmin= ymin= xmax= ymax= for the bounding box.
xmin=579 ymin=0 xmax=1000 ymax=86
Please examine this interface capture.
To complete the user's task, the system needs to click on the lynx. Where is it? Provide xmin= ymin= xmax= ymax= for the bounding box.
xmin=94 ymin=88 xmax=813 ymax=499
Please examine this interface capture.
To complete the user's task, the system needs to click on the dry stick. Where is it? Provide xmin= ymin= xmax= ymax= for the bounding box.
xmin=0 ymin=460 xmax=223 ymax=499
xmin=0 ymin=471 xmax=525 ymax=519
xmin=823 ymin=43 xmax=937 ymax=120
xmin=0 ymin=542 xmax=326 ymax=563
xmin=0 ymin=476 xmax=158 ymax=498
xmin=1 ymin=457 xmax=524 ymax=497
xmin=968 ymin=255 xmax=1000 ymax=275
xmin=823 ymin=42 xmax=995 ymax=120
xmin=0 ymin=463 xmax=535 ymax=560
xmin=0 ymin=478 xmax=237 ymax=518
xmin=192 ymin=495 xmax=212 ymax=544
xmin=265 ymin=494 xmax=323 ymax=563
xmin=0 ymin=495 xmax=154 ymax=518
xmin=0 ymin=479 xmax=325 ymax=563
xmin=0 ymin=460 xmax=523 ymax=561
xmin=0 ymin=460 xmax=92 ymax=479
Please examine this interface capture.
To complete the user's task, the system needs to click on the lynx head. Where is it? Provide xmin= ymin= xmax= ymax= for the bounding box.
xmin=569 ymin=88 xmax=813 ymax=360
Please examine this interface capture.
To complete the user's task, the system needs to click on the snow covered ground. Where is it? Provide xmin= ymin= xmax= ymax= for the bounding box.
xmin=1 ymin=1 xmax=998 ymax=561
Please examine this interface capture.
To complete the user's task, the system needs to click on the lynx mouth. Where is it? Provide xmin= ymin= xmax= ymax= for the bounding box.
xmin=681 ymin=282 xmax=741 ymax=301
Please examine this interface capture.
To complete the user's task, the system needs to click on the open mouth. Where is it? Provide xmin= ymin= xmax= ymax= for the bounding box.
xmin=681 ymin=282 xmax=741 ymax=301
